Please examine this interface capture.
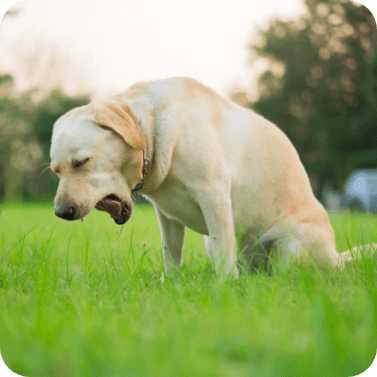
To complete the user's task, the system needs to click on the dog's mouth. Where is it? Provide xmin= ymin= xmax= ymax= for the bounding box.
xmin=95 ymin=194 xmax=131 ymax=225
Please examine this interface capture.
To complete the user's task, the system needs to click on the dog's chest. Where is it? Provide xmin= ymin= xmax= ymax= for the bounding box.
xmin=147 ymin=178 xmax=209 ymax=235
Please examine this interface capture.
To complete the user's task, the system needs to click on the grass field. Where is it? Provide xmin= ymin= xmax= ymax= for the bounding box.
xmin=0 ymin=203 xmax=377 ymax=377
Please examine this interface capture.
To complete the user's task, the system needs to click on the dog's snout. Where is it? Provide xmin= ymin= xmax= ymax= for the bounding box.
xmin=55 ymin=204 xmax=77 ymax=221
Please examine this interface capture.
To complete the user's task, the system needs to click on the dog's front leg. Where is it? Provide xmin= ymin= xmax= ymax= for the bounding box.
xmin=197 ymin=190 xmax=238 ymax=279
xmin=154 ymin=205 xmax=186 ymax=275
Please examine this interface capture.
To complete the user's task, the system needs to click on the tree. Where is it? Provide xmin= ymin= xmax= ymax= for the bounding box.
xmin=0 ymin=75 xmax=42 ymax=202
xmin=0 ymin=75 xmax=91 ymax=202
xmin=236 ymin=0 xmax=377 ymax=197
xmin=0 ymin=6 xmax=92 ymax=202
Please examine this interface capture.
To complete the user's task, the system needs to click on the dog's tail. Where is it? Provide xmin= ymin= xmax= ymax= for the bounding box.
xmin=337 ymin=243 xmax=377 ymax=268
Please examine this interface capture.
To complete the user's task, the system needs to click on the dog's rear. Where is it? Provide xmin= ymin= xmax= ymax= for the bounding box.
xmin=222 ymin=105 xmax=340 ymax=269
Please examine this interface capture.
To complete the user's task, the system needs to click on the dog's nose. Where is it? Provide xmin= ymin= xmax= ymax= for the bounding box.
xmin=55 ymin=204 xmax=76 ymax=220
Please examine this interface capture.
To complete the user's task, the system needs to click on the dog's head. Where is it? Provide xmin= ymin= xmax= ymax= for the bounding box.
xmin=50 ymin=99 xmax=146 ymax=225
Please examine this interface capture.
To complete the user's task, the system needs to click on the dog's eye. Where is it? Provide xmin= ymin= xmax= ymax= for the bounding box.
xmin=73 ymin=158 xmax=90 ymax=168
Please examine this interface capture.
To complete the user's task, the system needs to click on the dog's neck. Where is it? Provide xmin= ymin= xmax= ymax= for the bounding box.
xmin=126 ymin=98 xmax=172 ymax=195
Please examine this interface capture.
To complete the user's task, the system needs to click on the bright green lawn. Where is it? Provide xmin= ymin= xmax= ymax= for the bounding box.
xmin=0 ymin=203 xmax=377 ymax=377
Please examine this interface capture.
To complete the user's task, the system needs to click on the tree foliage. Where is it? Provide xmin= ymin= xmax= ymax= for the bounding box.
xmin=0 ymin=76 xmax=90 ymax=202
xmin=237 ymin=0 xmax=377 ymax=196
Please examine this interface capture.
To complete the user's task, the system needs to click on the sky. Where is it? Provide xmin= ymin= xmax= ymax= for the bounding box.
xmin=0 ymin=0 xmax=376 ymax=100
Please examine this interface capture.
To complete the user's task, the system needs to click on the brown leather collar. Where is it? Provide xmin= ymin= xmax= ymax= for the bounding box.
xmin=131 ymin=150 xmax=149 ymax=200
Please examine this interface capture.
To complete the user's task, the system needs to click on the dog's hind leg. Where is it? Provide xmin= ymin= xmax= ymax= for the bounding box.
xmin=245 ymin=216 xmax=339 ymax=271
xmin=268 ymin=216 xmax=339 ymax=268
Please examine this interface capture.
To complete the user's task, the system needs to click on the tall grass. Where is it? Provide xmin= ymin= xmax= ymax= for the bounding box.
xmin=0 ymin=203 xmax=376 ymax=376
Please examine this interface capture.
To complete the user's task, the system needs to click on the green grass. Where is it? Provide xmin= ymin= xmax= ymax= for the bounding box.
xmin=0 ymin=203 xmax=376 ymax=377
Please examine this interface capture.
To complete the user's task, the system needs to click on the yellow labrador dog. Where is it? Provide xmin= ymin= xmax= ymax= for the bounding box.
xmin=50 ymin=77 xmax=374 ymax=278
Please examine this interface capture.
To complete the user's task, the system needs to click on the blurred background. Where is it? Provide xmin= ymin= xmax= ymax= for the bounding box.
xmin=0 ymin=0 xmax=376 ymax=211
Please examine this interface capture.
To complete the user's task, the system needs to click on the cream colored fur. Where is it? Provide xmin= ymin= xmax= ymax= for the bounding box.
xmin=50 ymin=77 xmax=376 ymax=278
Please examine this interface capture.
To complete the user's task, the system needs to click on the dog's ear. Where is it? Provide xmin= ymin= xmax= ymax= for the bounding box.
xmin=92 ymin=100 xmax=146 ymax=150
